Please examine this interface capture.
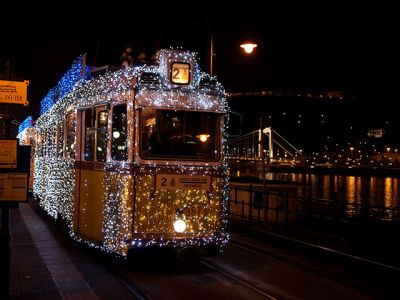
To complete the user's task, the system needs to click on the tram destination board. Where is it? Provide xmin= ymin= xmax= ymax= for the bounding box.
xmin=156 ymin=174 xmax=211 ymax=191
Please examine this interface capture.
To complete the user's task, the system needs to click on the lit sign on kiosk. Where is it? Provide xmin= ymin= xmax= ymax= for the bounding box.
xmin=171 ymin=62 xmax=190 ymax=84
xmin=0 ymin=139 xmax=28 ymax=203
xmin=0 ymin=140 xmax=17 ymax=168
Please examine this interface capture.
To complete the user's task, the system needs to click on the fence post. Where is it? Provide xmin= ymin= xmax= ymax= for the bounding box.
xmin=227 ymin=193 xmax=231 ymax=218
xmin=257 ymin=194 xmax=261 ymax=224
xmin=241 ymin=200 xmax=245 ymax=221
xmin=264 ymin=190 xmax=269 ymax=225
xmin=249 ymin=184 xmax=253 ymax=225
xmin=307 ymin=185 xmax=312 ymax=217
xmin=284 ymin=191 xmax=289 ymax=230
xmin=234 ymin=185 xmax=238 ymax=204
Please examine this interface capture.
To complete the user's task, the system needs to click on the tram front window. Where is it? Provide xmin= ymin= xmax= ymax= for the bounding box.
xmin=140 ymin=108 xmax=220 ymax=161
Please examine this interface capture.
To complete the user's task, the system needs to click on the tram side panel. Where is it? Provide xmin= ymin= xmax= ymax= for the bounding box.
xmin=73 ymin=107 xmax=108 ymax=243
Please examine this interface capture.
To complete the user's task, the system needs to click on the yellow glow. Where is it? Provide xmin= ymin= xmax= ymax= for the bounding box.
xmin=197 ymin=134 xmax=210 ymax=142
xmin=171 ymin=63 xmax=190 ymax=84
xmin=240 ymin=43 xmax=257 ymax=54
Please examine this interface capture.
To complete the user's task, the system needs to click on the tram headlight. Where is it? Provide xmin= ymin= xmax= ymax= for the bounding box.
xmin=113 ymin=131 xmax=120 ymax=139
xmin=173 ymin=219 xmax=186 ymax=233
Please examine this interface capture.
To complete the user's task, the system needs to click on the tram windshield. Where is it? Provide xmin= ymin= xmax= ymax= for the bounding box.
xmin=140 ymin=108 xmax=220 ymax=161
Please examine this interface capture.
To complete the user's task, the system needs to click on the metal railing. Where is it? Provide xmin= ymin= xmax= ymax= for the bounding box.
xmin=228 ymin=183 xmax=298 ymax=227
xmin=227 ymin=182 xmax=400 ymax=248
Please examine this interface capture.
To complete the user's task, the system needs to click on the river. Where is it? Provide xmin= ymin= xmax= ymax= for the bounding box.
xmin=266 ymin=172 xmax=400 ymax=208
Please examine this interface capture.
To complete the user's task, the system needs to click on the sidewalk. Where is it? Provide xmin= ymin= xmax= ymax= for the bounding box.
xmin=7 ymin=198 xmax=137 ymax=299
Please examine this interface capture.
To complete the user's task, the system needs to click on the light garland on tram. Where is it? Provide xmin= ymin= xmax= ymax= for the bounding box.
xmin=18 ymin=116 xmax=33 ymax=134
xmin=32 ymin=49 xmax=229 ymax=256
xmin=40 ymin=57 xmax=86 ymax=115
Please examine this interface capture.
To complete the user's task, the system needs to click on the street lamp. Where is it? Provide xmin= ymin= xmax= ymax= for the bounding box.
xmin=240 ymin=43 xmax=257 ymax=54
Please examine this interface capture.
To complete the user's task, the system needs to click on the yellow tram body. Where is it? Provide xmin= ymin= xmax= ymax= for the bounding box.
xmin=22 ymin=49 xmax=229 ymax=255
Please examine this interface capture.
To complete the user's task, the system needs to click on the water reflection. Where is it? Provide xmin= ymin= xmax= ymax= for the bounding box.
xmin=266 ymin=172 xmax=400 ymax=208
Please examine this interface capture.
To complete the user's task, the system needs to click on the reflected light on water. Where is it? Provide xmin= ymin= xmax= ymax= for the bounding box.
xmin=346 ymin=176 xmax=356 ymax=204
xmin=384 ymin=177 xmax=397 ymax=207
xmin=266 ymin=172 xmax=399 ymax=209
xmin=265 ymin=172 xmax=400 ymax=221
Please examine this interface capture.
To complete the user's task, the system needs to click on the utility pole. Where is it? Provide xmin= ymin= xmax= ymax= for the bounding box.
xmin=209 ymin=31 xmax=214 ymax=77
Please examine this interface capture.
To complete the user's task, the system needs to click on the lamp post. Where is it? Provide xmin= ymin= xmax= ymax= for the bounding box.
xmin=239 ymin=41 xmax=267 ymax=222
xmin=209 ymin=31 xmax=214 ymax=77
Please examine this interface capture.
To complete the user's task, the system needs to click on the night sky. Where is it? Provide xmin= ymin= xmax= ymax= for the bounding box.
xmin=1 ymin=2 xmax=399 ymax=120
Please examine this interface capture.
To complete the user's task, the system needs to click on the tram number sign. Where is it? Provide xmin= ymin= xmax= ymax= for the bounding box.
xmin=171 ymin=62 xmax=190 ymax=84
xmin=156 ymin=174 xmax=210 ymax=191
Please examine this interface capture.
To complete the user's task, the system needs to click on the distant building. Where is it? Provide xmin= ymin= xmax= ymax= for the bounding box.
xmin=367 ymin=129 xmax=384 ymax=138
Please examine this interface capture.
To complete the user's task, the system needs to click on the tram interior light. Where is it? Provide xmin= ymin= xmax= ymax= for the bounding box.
xmin=197 ymin=134 xmax=210 ymax=142
xmin=173 ymin=219 xmax=186 ymax=233
xmin=240 ymin=43 xmax=257 ymax=54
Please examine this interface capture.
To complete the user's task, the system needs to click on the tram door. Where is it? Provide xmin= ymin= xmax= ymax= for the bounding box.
xmin=77 ymin=106 xmax=108 ymax=242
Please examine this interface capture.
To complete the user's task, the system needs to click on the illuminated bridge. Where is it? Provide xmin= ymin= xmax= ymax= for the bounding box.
xmin=227 ymin=127 xmax=303 ymax=167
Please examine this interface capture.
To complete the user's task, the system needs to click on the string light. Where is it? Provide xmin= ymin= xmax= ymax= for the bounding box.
xmin=30 ymin=50 xmax=229 ymax=256
xmin=18 ymin=116 xmax=33 ymax=134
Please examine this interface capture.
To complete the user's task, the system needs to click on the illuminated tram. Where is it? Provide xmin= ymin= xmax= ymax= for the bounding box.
xmin=18 ymin=49 xmax=229 ymax=256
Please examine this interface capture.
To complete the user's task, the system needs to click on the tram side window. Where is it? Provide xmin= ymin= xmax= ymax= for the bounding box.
xmin=84 ymin=109 xmax=95 ymax=161
xmin=96 ymin=110 xmax=108 ymax=162
xmin=65 ymin=112 xmax=75 ymax=159
xmin=111 ymin=104 xmax=128 ymax=160
xmin=83 ymin=108 xmax=108 ymax=162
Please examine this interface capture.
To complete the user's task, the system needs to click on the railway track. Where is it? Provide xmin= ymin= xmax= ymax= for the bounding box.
xmin=104 ymin=231 xmax=400 ymax=299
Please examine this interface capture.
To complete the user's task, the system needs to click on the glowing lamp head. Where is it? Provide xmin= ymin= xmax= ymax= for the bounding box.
xmin=240 ymin=43 xmax=257 ymax=54
xmin=197 ymin=134 xmax=210 ymax=143
xmin=173 ymin=219 xmax=186 ymax=233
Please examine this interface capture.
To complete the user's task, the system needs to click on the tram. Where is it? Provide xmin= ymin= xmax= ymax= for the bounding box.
xmin=18 ymin=49 xmax=229 ymax=256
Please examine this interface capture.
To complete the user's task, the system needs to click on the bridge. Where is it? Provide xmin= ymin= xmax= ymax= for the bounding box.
xmin=227 ymin=127 xmax=303 ymax=168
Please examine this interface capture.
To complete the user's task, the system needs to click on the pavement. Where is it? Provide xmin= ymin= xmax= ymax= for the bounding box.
xmin=2 ymin=197 xmax=137 ymax=300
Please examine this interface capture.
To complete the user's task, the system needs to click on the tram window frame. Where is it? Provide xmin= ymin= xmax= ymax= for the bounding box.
xmin=84 ymin=109 xmax=95 ymax=161
xmin=96 ymin=110 xmax=108 ymax=162
xmin=64 ymin=111 xmax=76 ymax=159
xmin=82 ymin=107 xmax=108 ymax=162
xmin=111 ymin=104 xmax=128 ymax=161
xmin=139 ymin=108 xmax=221 ymax=161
